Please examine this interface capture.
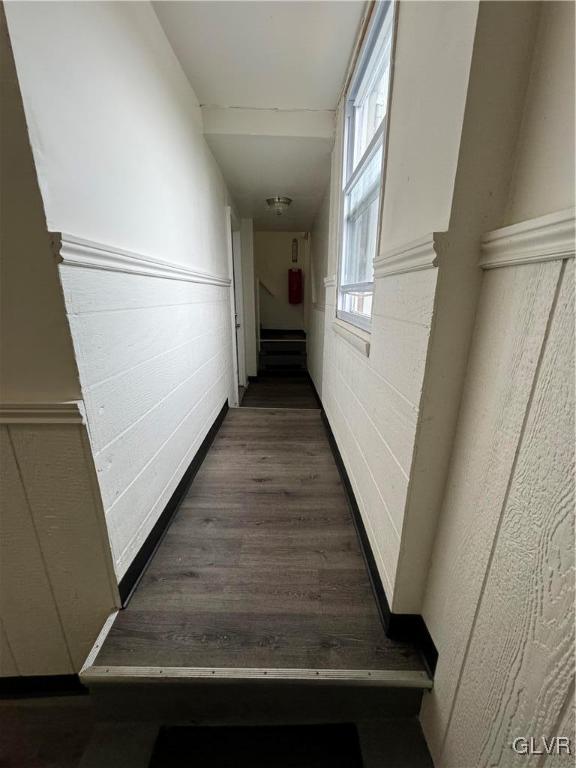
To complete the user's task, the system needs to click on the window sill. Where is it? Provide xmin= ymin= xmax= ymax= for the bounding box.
xmin=332 ymin=319 xmax=371 ymax=357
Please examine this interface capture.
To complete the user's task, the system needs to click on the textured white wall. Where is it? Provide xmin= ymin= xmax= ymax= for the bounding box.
xmin=5 ymin=1 xmax=235 ymax=579
xmin=421 ymin=4 xmax=576 ymax=764
xmin=60 ymin=264 xmax=232 ymax=578
xmin=421 ymin=242 xmax=574 ymax=768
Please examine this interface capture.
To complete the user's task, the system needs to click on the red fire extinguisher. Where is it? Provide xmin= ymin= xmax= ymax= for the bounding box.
xmin=288 ymin=268 xmax=303 ymax=304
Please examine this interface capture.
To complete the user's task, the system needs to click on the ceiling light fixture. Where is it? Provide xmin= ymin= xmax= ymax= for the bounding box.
xmin=266 ymin=196 xmax=292 ymax=216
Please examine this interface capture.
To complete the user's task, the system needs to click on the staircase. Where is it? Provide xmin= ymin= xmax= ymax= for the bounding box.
xmin=258 ymin=328 xmax=307 ymax=372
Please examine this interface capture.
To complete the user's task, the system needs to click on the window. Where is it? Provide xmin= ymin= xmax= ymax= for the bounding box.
xmin=338 ymin=1 xmax=395 ymax=331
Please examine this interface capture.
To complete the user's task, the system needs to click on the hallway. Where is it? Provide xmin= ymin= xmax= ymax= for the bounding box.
xmin=86 ymin=406 xmax=429 ymax=684
xmin=2 ymin=2 xmax=574 ymax=765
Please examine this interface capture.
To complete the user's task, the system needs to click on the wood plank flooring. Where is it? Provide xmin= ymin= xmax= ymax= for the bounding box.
xmin=240 ymin=375 xmax=319 ymax=409
xmin=92 ymin=408 xmax=427 ymax=679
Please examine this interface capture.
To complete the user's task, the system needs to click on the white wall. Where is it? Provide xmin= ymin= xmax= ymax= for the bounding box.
xmin=254 ymin=231 xmax=307 ymax=330
xmin=5 ymin=1 xmax=236 ymax=579
xmin=4 ymin=1 xmax=229 ymax=277
xmin=308 ymin=188 xmax=330 ymax=397
xmin=320 ymin=1 xmax=479 ymax=603
xmin=0 ymin=8 xmax=79 ymax=404
xmin=379 ymin=1 xmax=479 ymax=250
xmin=504 ymin=1 xmax=575 ymax=225
xmin=0 ymin=7 xmax=118 ymax=678
xmin=420 ymin=3 xmax=575 ymax=764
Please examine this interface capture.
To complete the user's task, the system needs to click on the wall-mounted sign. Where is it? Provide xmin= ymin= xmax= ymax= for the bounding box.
xmin=291 ymin=238 xmax=298 ymax=263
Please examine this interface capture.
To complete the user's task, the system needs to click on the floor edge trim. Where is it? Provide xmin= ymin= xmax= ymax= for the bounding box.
xmin=80 ymin=666 xmax=432 ymax=688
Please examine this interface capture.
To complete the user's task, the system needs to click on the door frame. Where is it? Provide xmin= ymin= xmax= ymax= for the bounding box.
xmin=225 ymin=206 xmax=243 ymax=407
xmin=232 ymin=228 xmax=246 ymax=387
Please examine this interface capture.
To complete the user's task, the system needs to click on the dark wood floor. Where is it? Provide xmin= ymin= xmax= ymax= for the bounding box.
xmin=241 ymin=375 xmax=319 ymax=409
xmin=92 ymin=408 xmax=427 ymax=681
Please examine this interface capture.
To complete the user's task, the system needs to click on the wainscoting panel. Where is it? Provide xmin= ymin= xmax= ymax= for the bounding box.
xmin=56 ymin=235 xmax=234 ymax=579
xmin=0 ymin=425 xmax=72 ymax=675
xmin=0 ymin=407 xmax=118 ymax=675
xmin=443 ymin=260 xmax=574 ymax=767
xmin=421 ymin=209 xmax=575 ymax=766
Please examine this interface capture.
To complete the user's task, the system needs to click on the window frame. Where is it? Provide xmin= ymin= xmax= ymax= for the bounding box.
xmin=336 ymin=0 xmax=396 ymax=333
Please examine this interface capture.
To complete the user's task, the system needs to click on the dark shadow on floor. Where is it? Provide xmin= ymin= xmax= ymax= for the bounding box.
xmin=0 ymin=697 xmax=434 ymax=768
xmin=241 ymin=374 xmax=319 ymax=409
xmin=149 ymin=723 xmax=363 ymax=767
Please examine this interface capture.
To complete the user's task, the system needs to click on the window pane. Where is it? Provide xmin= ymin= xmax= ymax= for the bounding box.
xmin=339 ymin=291 xmax=373 ymax=320
xmin=343 ymin=196 xmax=379 ymax=286
xmin=350 ymin=8 xmax=393 ymax=169
xmin=338 ymin=1 xmax=395 ymax=330
xmin=341 ymin=144 xmax=382 ymax=288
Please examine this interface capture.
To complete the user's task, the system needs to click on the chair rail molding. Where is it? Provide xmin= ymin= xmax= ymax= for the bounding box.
xmin=373 ymin=233 xmax=440 ymax=279
xmin=51 ymin=233 xmax=232 ymax=286
xmin=480 ymin=208 xmax=576 ymax=269
xmin=324 ymin=274 xmax=337 ymax=287
xmin=0 ymin=402 xmax=86 ymax=424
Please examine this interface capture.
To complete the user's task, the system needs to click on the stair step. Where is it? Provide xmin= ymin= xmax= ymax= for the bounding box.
xmin=82 ymin=674 xmax=428 ymax=724
xmin=79 ymin=718 xmax=434 ymax=768
xmin=260 ymin=360 xmax=306 ymax=367
xmin=260 ymin=341 xmax=306 ymax=353
xmin=260 ymin=329 xmax=306 ymax=341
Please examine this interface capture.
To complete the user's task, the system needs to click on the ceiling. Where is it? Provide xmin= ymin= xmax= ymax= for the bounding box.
xmin=206 ymin=133 xmax=333 ymax=231
xmin=154 ymin=1 xmax=366 ymax=230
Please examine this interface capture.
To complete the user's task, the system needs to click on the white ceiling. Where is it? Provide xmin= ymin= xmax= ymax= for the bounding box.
xmin=154 ymin=1 xmax=365 ymax=111
xmin=154 ymin=1 xmax=366 ymax=230
xmin=206 ymin=133 xmax=333 ymax=230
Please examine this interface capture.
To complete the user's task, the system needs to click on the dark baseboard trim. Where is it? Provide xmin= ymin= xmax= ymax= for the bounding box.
xmin=118 ymin=400 xmax=229 ymax=605
xmin=320 ymin=408 xmax=438 ymax=676
xmin=307 ymin=373 xmax=323 ymax=410
xmin=0 ymin=674 xmax=87 ymax=698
